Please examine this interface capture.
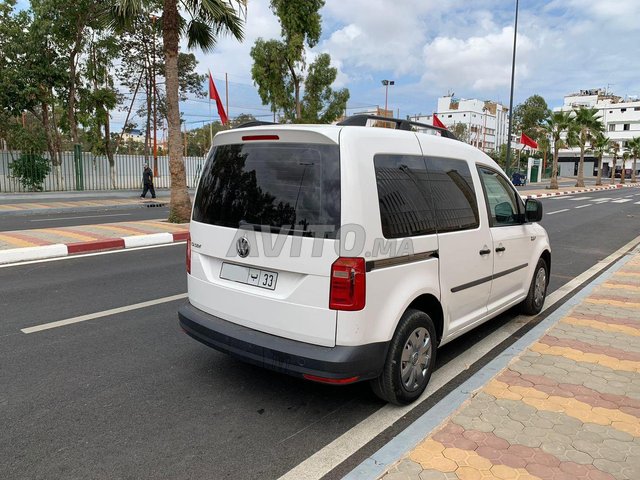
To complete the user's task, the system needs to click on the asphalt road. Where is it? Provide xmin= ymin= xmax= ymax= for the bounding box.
xmin=0 ymin=204 xmax=170 ymax=231
xmin=1 ymin=188 xmax=639 ymax=480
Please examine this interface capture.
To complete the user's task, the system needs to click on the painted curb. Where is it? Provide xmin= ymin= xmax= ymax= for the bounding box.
xmin=0 ymin=231 xmax=188 ymax=265
xmin=520 ymin=183 xmax=637 ymax=199
xmin=0 ymin=244 xmax=68 ymax=265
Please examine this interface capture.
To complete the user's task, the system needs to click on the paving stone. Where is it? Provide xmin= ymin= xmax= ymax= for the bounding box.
xmin=395 ymin=459 xmax=424 ymax=476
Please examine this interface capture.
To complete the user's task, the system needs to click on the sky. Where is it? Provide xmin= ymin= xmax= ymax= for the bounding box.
xmin=48 ymin=0 xmax=640 ymax=131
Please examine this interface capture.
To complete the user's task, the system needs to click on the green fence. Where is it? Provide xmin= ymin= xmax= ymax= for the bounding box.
xmin=0 ymin=150 xmax=207 ymax=193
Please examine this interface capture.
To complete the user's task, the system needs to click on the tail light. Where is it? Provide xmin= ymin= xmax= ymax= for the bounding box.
xmin=186 ymin=234 xmax=191 ymax=274
xmin=329 ymin=257 xmax=366 ymax=311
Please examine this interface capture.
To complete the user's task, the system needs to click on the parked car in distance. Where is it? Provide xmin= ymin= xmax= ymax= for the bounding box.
xmin=179 ymin=115 xmax=551 ymax=405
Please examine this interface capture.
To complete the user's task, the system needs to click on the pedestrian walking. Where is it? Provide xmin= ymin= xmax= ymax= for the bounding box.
xmin=140 ymin=163 xmax=156 ymax=199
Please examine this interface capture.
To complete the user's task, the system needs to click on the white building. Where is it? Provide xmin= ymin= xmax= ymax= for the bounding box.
xmin=410 ymin=95 xmax=510 ymax=153
xmin=554 ymin=89 xmax=640 ymax=177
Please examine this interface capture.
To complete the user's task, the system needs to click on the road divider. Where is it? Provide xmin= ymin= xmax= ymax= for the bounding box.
xmin=0 ymin=231 xmax=187 ymax=265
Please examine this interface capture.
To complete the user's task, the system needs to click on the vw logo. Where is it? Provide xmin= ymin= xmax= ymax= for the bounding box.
xmin=236 ymin=235 xmax=250 ymax=258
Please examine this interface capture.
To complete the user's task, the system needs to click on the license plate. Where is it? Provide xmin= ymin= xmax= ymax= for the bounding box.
xmin=220 ymin=263 xmax=278 ymax=290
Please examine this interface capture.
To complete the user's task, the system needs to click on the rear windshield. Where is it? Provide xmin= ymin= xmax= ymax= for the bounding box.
xmin=193 ymin=142 xmax=340 ymax=238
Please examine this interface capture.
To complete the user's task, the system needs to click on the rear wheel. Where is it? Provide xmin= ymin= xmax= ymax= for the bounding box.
xmin=520 ymin=257 xmax=548 ymax=315
xmin=371 ymin=308 xmax=437 ymax=405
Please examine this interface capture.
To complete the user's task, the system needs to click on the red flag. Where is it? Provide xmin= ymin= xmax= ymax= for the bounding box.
xmin=520 ymin=132 xmax=538 ymax=149
xmin=209 ymin=71 xmax=228 ymax=125
xmin=433 ymin=113 xmax=447 ymax=130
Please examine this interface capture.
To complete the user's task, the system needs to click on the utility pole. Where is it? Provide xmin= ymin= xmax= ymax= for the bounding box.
xmin=151 ymin=15 xmax=158 ymax=178
xmin=225 ymin=73 xmax=229 ymax=128
xmin=505 ymin=0 xmax=519 ymax=176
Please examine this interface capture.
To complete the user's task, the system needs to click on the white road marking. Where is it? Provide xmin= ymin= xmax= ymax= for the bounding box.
xmin=635 ymin=201 xmax=640 ymax=205
xmin=29 ymin=213 xmax=134 ymax=222
xmin=574 ymin=204 xmax=592 ymax=209
xmin=0 ymin=241 xmax=186 ymax=269
xmin=612 ymin=199 xmax=633 ymax=203
xmin=590 ymin=197 xmax=612 ymax=202
xmin=547 ymin=209 xmax=570 ymax=215
xmin=21 ymin=293 xmax=188 ymax=333
xmin=279 ymin=232 xmax=640 ymax=480
xmin=568 ymin=196 xmax=592 ymax=201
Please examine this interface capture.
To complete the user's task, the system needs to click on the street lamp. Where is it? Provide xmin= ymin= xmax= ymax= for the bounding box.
xmin=381 ymin=80 xmax=395 ymax=117
xmin=505 ymin=0 xmax=519 ymax=176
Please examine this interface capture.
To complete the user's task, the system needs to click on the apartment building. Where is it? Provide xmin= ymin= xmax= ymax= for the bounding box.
xmin=410 ymin=95 xmax=510 ymax=153
xmin=554 ymin=89 xmax=640 ymax=177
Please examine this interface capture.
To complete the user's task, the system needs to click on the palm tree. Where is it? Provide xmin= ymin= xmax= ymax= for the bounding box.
xmin=573 ymin=107 xmax=604 ymax=187
xmin=111 ymin=0 xmax=245 ymax=223
xmin=621 ymin=152 xmax=629 ymax=185
xmin=609 ymin=141 xmax=620 ymax=185
xmin=590 ymin=132 xmax=609 ymax=186
xmin=625 ymin=136 xmax=640 ymax=183
xmin=542 ymin=111 xmax=574 ymax=189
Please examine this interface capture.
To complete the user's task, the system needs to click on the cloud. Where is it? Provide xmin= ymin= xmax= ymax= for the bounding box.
xmin=421 ymin=27 xmax=536 ymax=92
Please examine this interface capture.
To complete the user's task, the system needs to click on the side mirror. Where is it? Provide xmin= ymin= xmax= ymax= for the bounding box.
xmin=525 ymin=199 xmax=543 ymax=222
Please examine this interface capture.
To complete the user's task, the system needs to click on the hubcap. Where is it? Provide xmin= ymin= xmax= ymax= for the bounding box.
xmin=400 ymin=327 xmax=432 ymax=392
xmin=534 ymin=267 xmax=547 ymax=308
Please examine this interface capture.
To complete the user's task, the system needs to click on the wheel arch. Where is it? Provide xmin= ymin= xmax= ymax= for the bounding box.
xmin=406 ymin=294 xmax=444 ymax=345
xmin=540 ymin=249 xmax=551 ymax=284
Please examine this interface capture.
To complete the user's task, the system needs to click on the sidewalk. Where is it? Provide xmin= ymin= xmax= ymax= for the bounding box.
xmin=376 ymin=250 xmax=640 ymax=480
xmin=0 ymin=219 xmax=188 ymax=264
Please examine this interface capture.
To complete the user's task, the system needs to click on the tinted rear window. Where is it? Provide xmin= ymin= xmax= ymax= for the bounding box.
xmin=193 ymin=142 xmax=340 ymax=237
xmin=426 ymin=157 xmax=479 ymax=232
xmin=374 ymin=154 xmax=437 ymax=238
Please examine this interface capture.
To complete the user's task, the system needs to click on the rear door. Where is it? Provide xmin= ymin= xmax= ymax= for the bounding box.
xmin=188 ymin=128 xmax=341 ymax=347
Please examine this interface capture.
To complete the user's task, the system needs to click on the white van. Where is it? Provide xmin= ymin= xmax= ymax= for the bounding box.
xmin=178 ymin=115 xmax=550 ymax=405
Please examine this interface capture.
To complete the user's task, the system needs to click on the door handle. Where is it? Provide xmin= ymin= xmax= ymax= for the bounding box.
xmin=495 ymin=246 xmax=506 ymax=253
xmin=479 ymin=248 xmax=491 ymax=256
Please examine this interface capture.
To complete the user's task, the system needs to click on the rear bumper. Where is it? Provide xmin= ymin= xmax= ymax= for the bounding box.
xmin=178 ymin=302 xmax=388 ymax=382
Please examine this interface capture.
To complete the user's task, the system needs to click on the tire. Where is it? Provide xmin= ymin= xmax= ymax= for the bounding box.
xmin=371 ymin=308 xmax=437 ymax=405
xmin=520 ymin=257 xmax=548 ymax=315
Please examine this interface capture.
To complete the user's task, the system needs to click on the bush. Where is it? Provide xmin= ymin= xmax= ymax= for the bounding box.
xmin=9 ymin=153 xmax=51 ymax=191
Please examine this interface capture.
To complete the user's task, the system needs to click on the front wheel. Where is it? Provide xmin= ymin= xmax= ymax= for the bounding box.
xmin=371 ymin=309 xmax=437 ymax=405
xmin=520 ymin=257 xmax=548 ymax=315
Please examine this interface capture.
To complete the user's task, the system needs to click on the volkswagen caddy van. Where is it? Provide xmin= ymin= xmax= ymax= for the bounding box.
xmin=178 ymin=115 xmax=550 ymax=405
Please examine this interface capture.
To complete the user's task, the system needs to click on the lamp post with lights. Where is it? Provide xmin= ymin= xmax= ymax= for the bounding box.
xmin=381 ymin=80 xmax=395 ymax=117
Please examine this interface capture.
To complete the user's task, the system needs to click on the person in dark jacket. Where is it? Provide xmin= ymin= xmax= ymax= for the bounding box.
xmin=140 ymin=163 xmax=156 ymax=199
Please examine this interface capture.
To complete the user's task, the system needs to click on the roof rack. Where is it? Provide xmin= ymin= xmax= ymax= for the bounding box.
xmin=234 ymin=120 xmax=277 ymax=129
xmin=337 ymin=114 xmax=458 ymax=140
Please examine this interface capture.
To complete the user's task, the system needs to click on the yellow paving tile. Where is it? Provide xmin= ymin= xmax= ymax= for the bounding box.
xmin=87 ymin=224 xmax=146 ymax=236
xmin=585 ymin=297 xmax=640 ymax=309
xmin=530 ymin=343 xmax=640 ymax=373
xmin=36 ymin=229 xmax=100 ymax=243
xmin=615 ymin=271 xmax=640 ymax=277
xmin=602 ymin=282 xmax=640 ymax=292
xmin=562 ymin=316 xmax=640 ymax=337
xmin=0 ymin=233 xmax=39 ymax=248
xmin=488 ymin=379 xmax=640 ymax=436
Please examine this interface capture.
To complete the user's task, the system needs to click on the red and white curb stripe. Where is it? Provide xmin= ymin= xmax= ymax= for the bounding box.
xmin=521 ymin=183 xmax=637 ymax=199
xmin=0 ymin=231 xmax=188 ymax=265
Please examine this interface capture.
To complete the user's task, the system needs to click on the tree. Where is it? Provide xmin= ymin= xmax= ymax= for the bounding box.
xmin=572 ymin=107 xmax=603 ymax=187
xmin=251 ymin=0 xmax=348 ymax=123
xmin=111 ymin=0 xmax=245 ymax=223
xmin=626 ymin=137 xmax=640 ymax=184
xmin=451 ymin=123 xmax=469 ymax=143
xmin=542 ymin=111 xmax=574 ymax=189
xmin=609 ymin=141 xmax=620 ymax=185
xmin=590 ymin=132 xmax=609 ymax=186
xmin=513 ymin=94 xmax=550 ymax=142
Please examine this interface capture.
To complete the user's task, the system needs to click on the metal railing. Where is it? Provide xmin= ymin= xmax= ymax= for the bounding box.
xmin=0 ymin=150 xmax=207 ymax=192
